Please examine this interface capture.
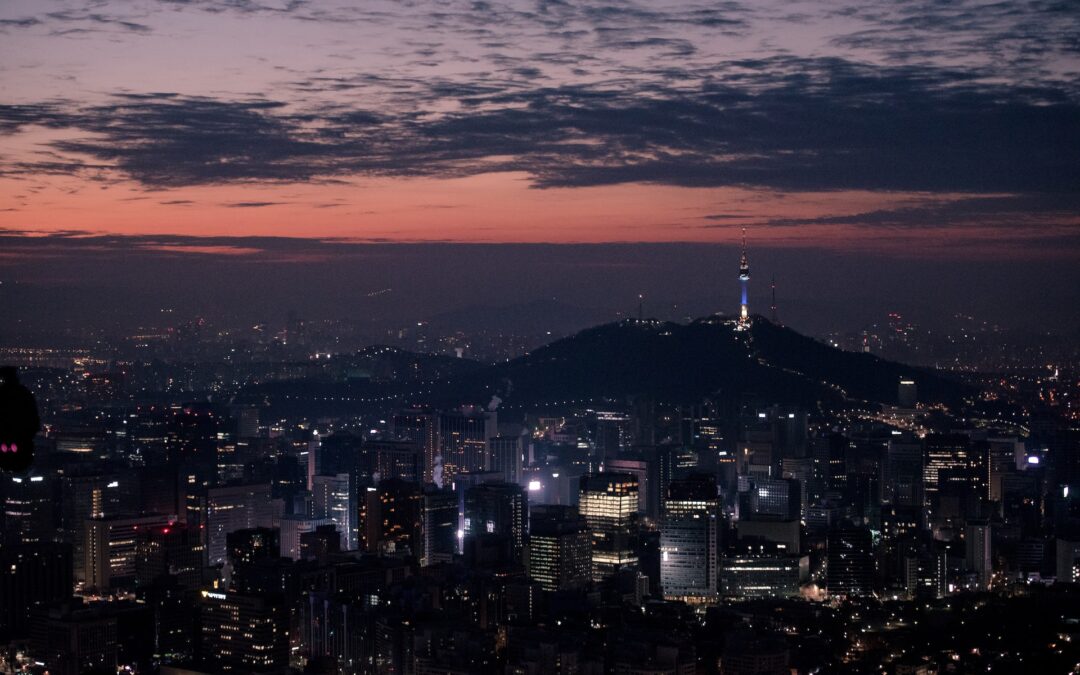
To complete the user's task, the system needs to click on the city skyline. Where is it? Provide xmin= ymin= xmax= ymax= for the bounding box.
xmin=0 ymin=5 xmax=1078 ymax=673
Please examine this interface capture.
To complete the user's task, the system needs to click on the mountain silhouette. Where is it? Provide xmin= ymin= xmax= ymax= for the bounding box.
xmin=239 ymin=316 xmax=972 ymax=416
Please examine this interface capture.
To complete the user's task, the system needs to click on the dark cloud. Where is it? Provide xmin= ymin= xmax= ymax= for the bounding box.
xmin=0 ymin=17 xmax=43 ymax=28
xmin=2 ymin=56 xmax=1079 ymax=198
xmin=223 ymin=201 xmax=286 ymax=208
xmin=708 ymin=194 xmax=1080 ymax=230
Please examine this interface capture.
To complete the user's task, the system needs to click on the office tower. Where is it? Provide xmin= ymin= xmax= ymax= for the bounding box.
xmin=300 ymin=524 xmax=341 ymax=562
xmin=167 ymin=403 xmax=220 ymax=483
xmin=3 ymin=473 xmax=54 ymax=545
xmin=361 ymin=478 xmax=423 ymax=556
xmin=139 ymin=465 xmax=183 ymax=523
xmin=884 ymin=436 xmax=924 ymax=508
xmin=923 ymin=433 xmax=979 ymax=500
xmin=235 ymin=405 xmax=260 ymax=439
xmin=594 ymin=411 xmax=632 ymax=465
xmin=898 ymin=378 xmax=918 ymax=407
xmin=528 ymin=505 xmax=592 ymax=592
xmin=965 ymin=520 xmax=992 ymax=588
xmin=660 ymin=475 xmax=720 ymax=602
xmin=391 ymin=408 xmax=438 ymax=484
xmin=0 ymin=543 xmax=72 ymax=639
xmin=811 ymin=434 xmax=847 ymax=496
xmin=737 ymin=227 xmax=751 ymax=328
xmin=452 ymin=471 xmax=502 ymax=553
xmin=721 ymin=546 xmax=806 ymax=599
xmin=986 ymin=437 xmax=1024 ymax=501
xmin=205 ymin=483 xmax=274 ymax=564
xmin=745 ymin=477 xmax=801 ymax=521
xmin=780 ymin=457 xmax=813 ymax=518
xmin=903 ymin=547 xmax=947 ymax=600
xmin=60 ymin=472 xmax=131 ymax=582
xmin=605 ymin=457 xmax=650 ymax=515
xmin=438 ymin=408 xmax=497 ymax=484
xmin=369 ymin=440 xmax=425 ymax=483
xmin=579 ymin=473 xmax=639 ymax=581
xmin=29 ymin=602 xmax=119 ymax=675
xmin=421 ymin=487 xmax=458 ymax=567
xmin=226 ymin=526 xmax=280 ymax=591
xmin=226 ymin=527 xmax=280 ymax=568
xmin=134 ymin=522 xmax=204 ymax=589
xmin=309 ymin=432 xmax=364 ymax=487
xmin=85 ymin=514 xmax=174 ymax=591
xmin=487 ymin=433 xmax=524 ymax=485
xmin=311 ymin=473 xmax=354 ymax=550
xmin=1057 ymin=538 xmax=1080 ymax=583
xmin=464 ymin=482 xmax=528 ymax=563
xmin=826 ymin=523 xmax=874 ymax=597
xmin=198 ymin=590 xmax=288 ymax=673
xmin=279 ymin=514 xmax=332 ymax=560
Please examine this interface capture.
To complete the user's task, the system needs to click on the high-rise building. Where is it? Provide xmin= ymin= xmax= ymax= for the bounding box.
xmin=0 ymin=542 xmax=72 ymax=639
xmin=965 ymin=520 xmax=992 ymax=588
xmin=3 ymin=473 xmax=54 ymax=545
xmin=903 ymin=547 xmax=947 ymax=600
xmin=198 ymin=590 xmax=288 ymax=673
xmin=311 ymin=473 xmax=354 ymax=550
xmin=226 ymin=527 xmax=280 ymax=568
xmin=85 ymin=514 xmax=174 ymax=591
xmin=278 ymin=514 xmax=332 ymax=560
xmin=579 ymin=473 xmax=639 ymax=581
xmin=826 ymin=523 xmax=874 ymax=597
xmin=605 ymin=456 xmax=651 ymax=516
xmin=884 ymin=436 xmax=924 ymax=508
xmin=28 ymin=601 xmax=118 ymax=675
xmin=361 ymin=479 xmax=423 ymax=556
xmin=745 ymin=477 xmax=801 ymax=521
xmin=487 ymin=433 xmax=524 ymax=485
xmin=660 ymin=475 xmax=720 ymax=602
xmin=205 ymin=483 xmax=274 ymax=565
xmin=421 ymin=487 xmax=458 ymax=567
xmin=299 ymin=524 xmax=341 ymax=562
xmin=897 ymin=378 xmax=918 ymax=408
xmin=60 ymin=472 xmax=131 ymax=583
xmin=391 ymin=408 xmax=438 ymax=484
xmin=369 ymin=440 xmax=425 ymax=483
xmin=463 ymin=482 xmax=528 ymax=563
xmin=721 ymin=547 xmax=806 ymax=599
xmin=923 ymin=434 xmax=979 ymax=501
xmin=134 ymin=522 xmax=204 ymax=589
xmin=438 ymin=408 xmax=497 ymax=484
xmin=527 ymin=505 xmax=592 ymax=592
xmin=1056 ymin=538 xmax=1080 ymax=583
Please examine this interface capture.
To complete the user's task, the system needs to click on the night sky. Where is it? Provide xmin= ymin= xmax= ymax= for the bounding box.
xmin=1 ymin=0 xmax=1078 ymax=333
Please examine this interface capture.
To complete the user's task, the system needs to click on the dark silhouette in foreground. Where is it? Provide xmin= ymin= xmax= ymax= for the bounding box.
xmin=0 ymin=366 xmax=39 ymax=473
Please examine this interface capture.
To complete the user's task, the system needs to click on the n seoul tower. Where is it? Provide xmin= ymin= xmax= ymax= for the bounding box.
xmin=737 ymin=227 xmax=750 ymax=330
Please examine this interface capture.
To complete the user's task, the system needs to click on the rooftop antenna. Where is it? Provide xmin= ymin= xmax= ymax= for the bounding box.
xmin=770 ymin=275 xmax=778 ymax=324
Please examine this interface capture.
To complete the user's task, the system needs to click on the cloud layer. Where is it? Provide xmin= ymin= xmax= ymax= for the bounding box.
xmin=0 ymin=0 xmax=1077 ymax=249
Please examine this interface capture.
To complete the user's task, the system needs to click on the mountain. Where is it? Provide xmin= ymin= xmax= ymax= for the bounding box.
xmin=427 ymin=315 xmax=972 ymax=410
xmin=242 ymin=316 xmax=973 ymax=416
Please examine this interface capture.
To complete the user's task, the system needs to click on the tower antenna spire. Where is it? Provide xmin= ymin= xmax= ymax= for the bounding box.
xmin=770 ymin=275 xmax=778 ymax=324
xmin=737 ymin=228 xmax=750 ymax=330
